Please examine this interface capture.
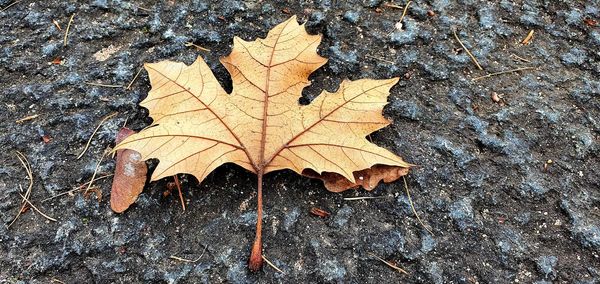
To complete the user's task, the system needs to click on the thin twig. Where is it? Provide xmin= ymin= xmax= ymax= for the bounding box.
xmin=174 ymin=175 xmax=186 ymax=211
xmin=383 ymin=3 xmax=403 ymax=9
xmin=18 ymin=191 xmax=57 ymax=222
xmin=136 ymin=5 xmax=152 ymax=12
xmin=84 ymin=149 xmax=109 ymax=195
xmin=63 ymin=14 xmax=75 ymax=47
xmin=343 ymin=196 xmax=389 ymax=201
xmin=0 ymin=0 xmax=21 ymax=12
xmin=368 ymin=253 xmax=408 ymax=274
xmin=15 ymin=114 xmax=39 ymax=123
xmin=41 ymin=174 xmax=113 ymax=202
xmin=403 ymin=176 xmax=433 ymax=235
xmin=169 ymin=255 xmax=202 ymax=263
xmin=7 ymin=152 xmax=34 ymax=228
xmin=85 ymin=82 xmax=123 ymax=88
xmin=77 ymin=112 xmax=118 ymax=159
xmin=169 ymin=246 xmax=206 ymax=263
xmin=365 ymin=55 xmax=395 ymax=65
xmin=184 ymin=42 xmax=211 ymax=52
xmin=126 ymin=67 xmax=143 ymax=90
xmin=262 ymin=255 xmax=285 ymax=274
xmin=471 ymin=66 xmax=536 ymax=81
xmin=453 ymin=30 xmax=483 ymax=71
xmin=510 ymin=53 xmax=531 ymax=63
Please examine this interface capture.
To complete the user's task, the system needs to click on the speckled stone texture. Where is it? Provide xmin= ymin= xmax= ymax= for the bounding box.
xmin=0 ymin=0 xmax=599 ymax=283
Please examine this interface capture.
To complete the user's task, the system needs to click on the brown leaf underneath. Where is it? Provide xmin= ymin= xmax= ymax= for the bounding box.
xmin=111 ymin=128 xmax=147 ymax=213
xmin=303 ymin=165 xmax=410 ymax=192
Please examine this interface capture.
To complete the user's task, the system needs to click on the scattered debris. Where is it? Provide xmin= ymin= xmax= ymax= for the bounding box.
xmin=453 ymin=30 xmax=484 ymax=70
xmin=83 ymin=185 xmax=102 ymax=201
xmin=368 ymin=252 xmax=408 ymax=274
xmin=491 ymin=92 xmax=501 ymax=103
xmin=41 ymin=134 xmax=51 ymax=143
xmin=184 ymin=42 xmax=211 ymax=52
xmin=262 ymin=255 xmax=285 ymax=274
xmin=52 ymin=19 xmax=62 ymax=30
xmin=543 ymin=159 xmax=553 ymax=172
xmin=63 ymin=14 xmax=75 ymax=47
xmin=15 ymin=114 xmax=39 ymax=123
xmin=584 ymin=18 xmax=598 ymax=27
xmin=76 ymin=112 xmax=118 ymax=159
xmin=310 ymin=207 xmax=331 ymax=217
xmin=471 ymin=66 xmax=536 ymax=81
xmin=93 ymin=44 xmax=122 ymax=62
xmin=50 ymin=57 xmax=63 ymax=65
xmin=521 ymin=30 xmax=535 ymax=45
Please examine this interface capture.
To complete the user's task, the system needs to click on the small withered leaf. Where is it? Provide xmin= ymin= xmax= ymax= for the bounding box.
xmin=111 ymin=127 xmax=147 ymax=213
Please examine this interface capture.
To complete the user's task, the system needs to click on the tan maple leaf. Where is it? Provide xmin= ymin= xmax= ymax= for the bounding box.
xmin=115 ymin=16 xmax=411 ymax=270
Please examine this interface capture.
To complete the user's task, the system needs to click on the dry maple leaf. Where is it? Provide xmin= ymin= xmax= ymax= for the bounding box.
xmin=115 ymin=16 xmax=411 ymax=271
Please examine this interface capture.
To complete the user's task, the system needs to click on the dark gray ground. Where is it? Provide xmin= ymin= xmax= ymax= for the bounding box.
xmin=1 ymin=0 xmax=599 ymax=283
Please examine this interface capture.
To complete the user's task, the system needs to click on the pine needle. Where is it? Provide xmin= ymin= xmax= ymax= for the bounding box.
xmin=126 ymin=67 xmax=143 ymax=90
xmin=84 ymin=149 xmax=109 ymax=195
xmin=471 ymin=66 xmax=536 ymax=81
xmin=15 ymin=114 xmax=39 ymax=123
xmin=7 ymin=151 xmax=34 ymax=228
xmin=63 ymin=14 xmax=75 ymax=47
xmin=41 ymin=174 xmax=114 ymax=202
xmin=262 ymin=255 xmax=285 ymax=274
xmin=368 ymin=252 xmax=408 ymax=274
xmin=174 ymin=175 xmax=186 ymax=211
xmin=85 ymin=82 xmax=123 ymax=88
xmin=399 ymin=1 xmax=411 ymax=23
xmin=453 ymin=29 xmax=483 ymax=71
xmin=18 ymin=191 xmax=57 ymax=222
xmin=0 ymin=0 xmax=21 ymax=12
xmin=403 ymin=176 xmax=433 ymax=235
xmin=185 ymin=42 xmax=211 ymax=52
xmin=8 ymin=152 xmax=56 ymax=227
xmin=77 ymin=112 xmax=117 ymax=159
xmin=343 ymin=196 xmax=388 ymax=201
xmin=169 ymin=255 xmax=202 ymax=263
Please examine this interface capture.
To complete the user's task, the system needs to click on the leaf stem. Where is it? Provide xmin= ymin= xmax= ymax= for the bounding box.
xmin=248 ymin=172 xmax=264 ymax=271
